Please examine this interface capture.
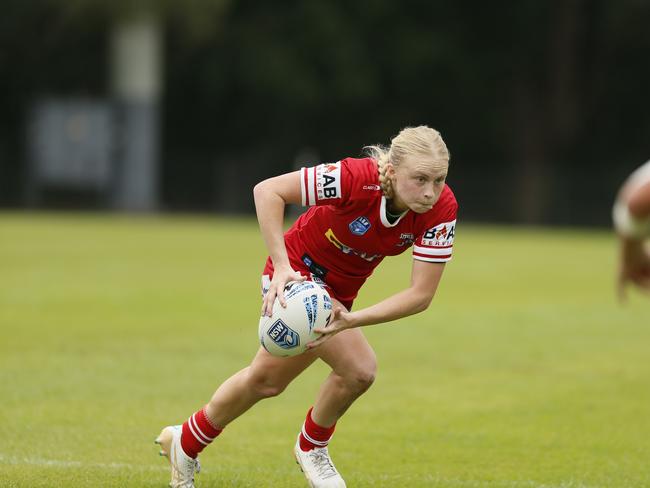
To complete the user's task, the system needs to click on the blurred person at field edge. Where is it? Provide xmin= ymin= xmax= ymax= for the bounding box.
xmin=613 ymin=160 xmax=650 ymax=299
xmin=155 ymin=126 xmax=458 ymax=488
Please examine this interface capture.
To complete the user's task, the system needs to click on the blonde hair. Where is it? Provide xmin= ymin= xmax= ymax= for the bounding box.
xmin=364 ymin=126 xmax=450 ymax=199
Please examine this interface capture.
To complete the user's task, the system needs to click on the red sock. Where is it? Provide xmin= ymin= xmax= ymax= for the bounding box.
xmin=299 ymin=407 xmax=336 ymax=452
xmin=180 ymin=407 xmax=223 ymax=458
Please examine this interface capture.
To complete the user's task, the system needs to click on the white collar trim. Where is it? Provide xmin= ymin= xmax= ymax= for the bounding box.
xmin=380 ymin=195 xmax=408 ymax=227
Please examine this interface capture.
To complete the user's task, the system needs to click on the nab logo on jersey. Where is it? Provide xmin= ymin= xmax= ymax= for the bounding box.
xmin=349 ymin=216 xmax=371 ymax=236
xmin=315 ymin=162 xmax=341 ymax=200
xmin=322 ymin=175 xmax=337 ymax=198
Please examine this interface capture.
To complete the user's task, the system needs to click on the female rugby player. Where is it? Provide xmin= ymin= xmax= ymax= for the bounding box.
xmin=156 ymin=125 xmax=458 ymax=488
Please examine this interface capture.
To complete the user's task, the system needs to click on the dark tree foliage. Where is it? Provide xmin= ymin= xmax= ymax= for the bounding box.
xmin=1 ymin=0 xmax=649 ymax=224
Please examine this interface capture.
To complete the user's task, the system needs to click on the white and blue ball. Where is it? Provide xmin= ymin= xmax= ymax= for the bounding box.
xmin=258 ymin=281 xmax=332 ymax=357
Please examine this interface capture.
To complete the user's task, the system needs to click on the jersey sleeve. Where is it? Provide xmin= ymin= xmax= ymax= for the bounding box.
xmin=300 ymin=159 xmax=364 ymax=207
xmin=412 ymin=202 xmax=457 ymax=263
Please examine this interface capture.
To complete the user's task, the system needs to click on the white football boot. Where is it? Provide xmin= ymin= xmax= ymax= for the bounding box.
xmin=294 ymin=436 xmax=346 ymax=488
xmin=155 ymin=425 xmax=201 ymax=488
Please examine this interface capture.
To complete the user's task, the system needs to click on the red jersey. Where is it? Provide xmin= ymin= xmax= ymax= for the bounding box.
xmin=263 ymin=157 xmax=457 ymax=309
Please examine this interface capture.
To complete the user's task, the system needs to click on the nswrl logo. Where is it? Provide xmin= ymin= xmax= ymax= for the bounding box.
xmin=349 ymin=216 xmax=371 ymax=236
xmin=267 ymin=319 xmax=300 ymax=349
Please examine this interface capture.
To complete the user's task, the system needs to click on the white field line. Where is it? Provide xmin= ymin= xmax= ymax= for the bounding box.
xmin=0 ymin=453 xmax=167 ymax=472
xmin=0 ymin=454 xmax=607 ymax=488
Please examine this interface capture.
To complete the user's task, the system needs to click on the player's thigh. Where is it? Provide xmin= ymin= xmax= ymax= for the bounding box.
xmin=316 ymin=298 xmax=377 ymax=379
xmin=248 ymin=345 xmax=319 ymax=388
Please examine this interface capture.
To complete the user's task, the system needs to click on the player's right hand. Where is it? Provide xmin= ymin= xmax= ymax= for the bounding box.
xmin=262 ymin=265 xmax=306 ymax=317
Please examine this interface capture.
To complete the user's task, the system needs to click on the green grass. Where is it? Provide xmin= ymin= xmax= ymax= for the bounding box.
xmin=1 ymin=212 xmax=649 ymax=487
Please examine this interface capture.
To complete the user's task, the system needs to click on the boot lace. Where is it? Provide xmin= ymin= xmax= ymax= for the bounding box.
xmin=171 ymin=457 xmax=201 ymax=488
xmin=308 ymin=448 xmax=338 ymax=479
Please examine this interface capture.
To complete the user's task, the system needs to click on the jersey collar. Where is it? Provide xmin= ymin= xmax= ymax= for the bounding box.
xmin=380 ymin=195 xmax=408 ymax=227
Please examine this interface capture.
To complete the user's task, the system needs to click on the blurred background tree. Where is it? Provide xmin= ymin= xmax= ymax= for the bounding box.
xmin=0 ymin=0 xmax=648 ymax=224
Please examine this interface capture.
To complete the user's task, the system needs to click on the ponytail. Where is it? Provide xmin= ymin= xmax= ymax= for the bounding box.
xmin=364 ymin=144 xmax=394 ymax=199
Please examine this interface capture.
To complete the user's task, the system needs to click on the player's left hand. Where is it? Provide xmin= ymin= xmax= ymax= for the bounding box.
xmin=306 ymin=307 xmax=352 ymax=349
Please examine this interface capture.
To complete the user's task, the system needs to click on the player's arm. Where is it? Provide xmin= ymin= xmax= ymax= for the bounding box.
xmin=627 ymin=180 xmax=650 ymax=220
xmin=253 ymin=171 xmax=305 ymax=315
xmin=614 ymin=179 xmax=650 ymax=299
xmin=309 ymin=261 xmax=445 ymax=347
xmin=347 ymin=260 xmax=445 ymax=326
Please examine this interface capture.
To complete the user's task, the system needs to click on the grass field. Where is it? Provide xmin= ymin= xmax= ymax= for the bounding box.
xmin=1 ymin=212 xmax=649 ymax=488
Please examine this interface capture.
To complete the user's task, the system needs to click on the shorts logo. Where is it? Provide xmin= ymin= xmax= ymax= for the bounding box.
xmin=348 ymin=216 xmax=371 ymax=236
xmin=302 ymin=253 xmax=329 ymax=278
xmin=267 ymin=319 xmax=300 ymax=349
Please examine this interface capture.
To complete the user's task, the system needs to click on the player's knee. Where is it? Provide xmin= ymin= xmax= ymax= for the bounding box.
xmin=344 ymin=363 xmax=376 ymax=394
xmin=247 ymin=373 xmax=287 ymax=399
xmin=354 ymin=368 xmax=376 ymax=392
xmin=257 ymin=384 xmax=286 ymax=398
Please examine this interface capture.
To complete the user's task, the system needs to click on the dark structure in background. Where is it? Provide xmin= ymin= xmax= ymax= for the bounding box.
xmin=26 ymin=99 xmax=114 ymax=207
xmin=1 ymin=1 xmax=649 ymax=225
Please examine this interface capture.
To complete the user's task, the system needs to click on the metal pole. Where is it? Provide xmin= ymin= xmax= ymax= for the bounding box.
xmin=110 ymin=12 xmax=162 ymax=211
